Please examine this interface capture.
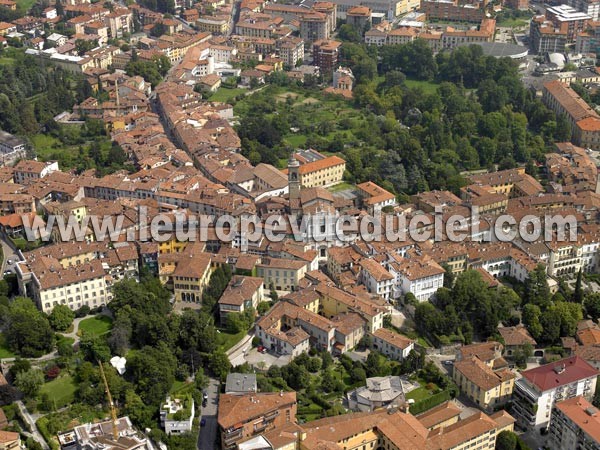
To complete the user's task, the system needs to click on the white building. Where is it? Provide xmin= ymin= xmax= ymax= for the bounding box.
xmin=390 ymin=255 xmax=444 ymax=302
xmin=512 ymin=356 xmax=599 ymax=431
xmin=372 ymin=328 xmax=414 ymax=361
xmin=359 ymin=258 xmax=394 ymax=300
xmin=160 ymin=395 xmax=195 ymax=435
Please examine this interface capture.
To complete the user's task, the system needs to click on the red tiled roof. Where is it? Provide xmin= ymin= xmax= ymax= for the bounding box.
xmin=522 ymin=356 xmax=599 ymax=392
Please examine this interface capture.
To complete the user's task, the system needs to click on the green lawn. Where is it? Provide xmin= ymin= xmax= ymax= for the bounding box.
xmin=209 ymin=87 xmax=247 ymax=103
xmin=40 ymin=374 xmax=77 ymax=408
xmin=217 ymin=329 xmax=246 ymax=352
xmin=404 ymin=78 xmax=440 ymax=95
xmin=496 ymin=18 xmax=530 ymax=28
xmin=0 ymin=57 xmax=15 ymax=66
xmin=405 ymin=387 xmax=432 ymax=402
xmin=15 ymin=0 xmax=35 ymax=11
xmin=328 ymin=182 xmax=354 ymax=193
xmin=78 ymin=316 xmax=113 ymax=336
xmin=283 ymin=134 xmax=307 ymax=148
xmin=0 ymin=334 xmax=15 ymax=359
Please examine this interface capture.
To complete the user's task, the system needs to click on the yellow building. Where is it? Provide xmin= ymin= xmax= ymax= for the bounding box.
xmin=173 ymin=252 xmax=212 ymax=303
xmin=453 ymin=356 xmax=516 ymax=412
xmin=196 ymin=15 xmax=230 ymax=34
xmin=256 ymin=258 xmax=308 ymax=292
xmin=0 ymin=430 xmax=21 ymax=450
xmin=158 ymin=237 xmax=189 ymax=254
xmin=283 ymin=155 xmax=346 ymax=188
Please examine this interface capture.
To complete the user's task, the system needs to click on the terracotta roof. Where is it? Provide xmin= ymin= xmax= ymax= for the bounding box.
xmin=522 ymin=356 xmax=599 ymax=392
xmin=454 ymin=356 xmax=515 ymax=391
xmin=498 ymin=325 xmax=537 ymax=347
xmin=218 ymin=392 xmax=296 ymax=429
xmin=555 ymin=396 xmax=600 ymax=443
xmin=218 ymin=276 xmax=263 ymax=306
xmin=0 ymin=430 xmax=18 ymax=444
xmin=373 ymin=328 xmax=413 ymax=350
xmin=416 ymin=401 xmax=461 ymax=430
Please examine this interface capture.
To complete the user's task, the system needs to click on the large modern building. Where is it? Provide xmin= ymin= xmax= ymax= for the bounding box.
xmin=512 ymin=356 xmax=599 ymax=431
xmin=530 ymin=16 xmax=568 ymax=54
xmin=549 ymin=396 xmax=600 ymax=450
xmin=546 ymin=4 xmax=591 ymax=42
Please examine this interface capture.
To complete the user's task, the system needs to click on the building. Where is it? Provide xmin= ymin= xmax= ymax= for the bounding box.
xmin=347 ymin=375 xmax=408 ymax=412
xmin=453 ymin=356 xmax=515 ymax=412
xmin=58 ymin=417 xmax=149 ymax=450
xmin=497 ymin=325 xmax=537 ymax=358
xmin=13 ymin=160 xmax=59 ymax=185
xmin=356 ymin=181 xmax=396 ymax=213
xmin=225 ymin=373 xmax=258 ymax=395
xmin=276 ymin=36 xmax=304 ymax=67
xmin=283 ymin=155 xmax=346 ymax=188
xmin=346 ymin=5 xmax=372 ymax=30
xmin=172 ymin=251 xmax=212 ymax=303
xmin=0 ymin=431 xmax=19 ymax=450
xmin=542 ymin=80 xmax=600 ymax=150
xmin=549 ymin=396 xmax=600 ymax=450
xmin=512 ymin=356 xmax=599 ymax=431
xmin=359 ymin=258 xmax=394 ymax=300
xmin=0 ymin=130 xmax=26 ymax=157
xmin=529 ymin=16 xmax=568 ymax=54
xmin=160 ymin=395 xmax=195 ymax=435
xmin=218 ymin=275 xmax=264 ymax=319
xmin=300 ymin=12 xmax=329 ymax=42
xmin=298 ymin=407 xmax=515 ymax=450
xmin=372 ymin=328 xmax=415 ymax=361
xmin=567 ymin=0 xmax=600 ymax=21
xmin=391 ymin=255 xmax=445 ymax=302
xmin=422 ymin=0 xmax=486 ymax=23
xmin=546 ymin=4 xmax=591 ymax=42
xmin=256 ymin=258 xmax=308 ymax=292
xmin=312 ymin=39 xmax=342 ymax=76
xmin=218 ymin=392 xmax=297 ymax=449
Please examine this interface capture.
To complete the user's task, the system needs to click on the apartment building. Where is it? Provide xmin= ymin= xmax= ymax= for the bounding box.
xmin=346 ymin=6 xmax=371 ymax=30
xmin=312 ymin=39 xmax=342 ymax=75
xmin=422 ymin=0 xmax=486 ymax=23
xmin=196 ymin=15 xmax=230 ymax=34
xmin=549 ymin=396 xmax=600 ymax=450
xmin=512 ymin=356 xmax=599 ymax=431
xmin=356 ymin=181 xmax=397 ymax=213
xmin=218 ymin=392 xmax=297 ymax=450
xmin=13 ymin=160 xmax=59 ymax=185
xmin=567 ymin=0 xmax=600 ymax=21
xmin=300 ymin=12 xmax=329 ymax=42
xmin=0 ymin=130 xmax=26 ymax=156
xmin=390 ymin=254 xmax=445 ymax=302
xmin=543 ymin=80 xmax=600 ymax=150
xmin=546 ymin=4 xmax=591 ymax=42
xmin=372 ymin=328 xmax=415 ymax=361
xmin=359 ymin=258 xmax=394 ymax=300
xmin=529 ymin=16 xmax=568 ymax=54
xmin=276 ymin=36 xmax=304 ymax=67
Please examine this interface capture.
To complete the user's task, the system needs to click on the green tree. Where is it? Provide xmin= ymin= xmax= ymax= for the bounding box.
xmin=15 ymin=368 xmax=44 ymax=397
xmin=48 ymin=305 xmax=75 ymax=331
xmin=208 ymin=350 xmax=231 ymax=380
xmin=5 ymin=298 xmax=54 ymax=357
xmin=524 ymin=265 xmax=551 ymax=309
xmin=522 ymin=304 xmax=543 ymax=341
xmin=79 ymin=331 xmax=111 ymax=362
xmin=585 ymin=293 xmax=600 ymax=321
xmin=496 ymin=430 xmax=517 ymax=450
xmin=574 ymin=269 xmax=584 ymax=303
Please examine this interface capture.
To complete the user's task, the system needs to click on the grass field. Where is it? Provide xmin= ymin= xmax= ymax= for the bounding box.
xmin=404 ymin=78 xmax=440 ymax=95
xmin=40 ymin=374 xmax=77 ymax=409
xmin=78 ymin=316 xmax=113 ymax=336
xmin=0 ymin=334 xmax=15 ymax=359
xmin=496 ymin=18 xmax=530 ymax=28
xmin=328 ymin=182 xmax=354 ymax=193
xmin=210 ymin=87 xmax=247 ymax=103
xmin=15 ymin=0 xmax=36 ymax=11
xmin=217 ymin=329 xmax=246 ymax=352
xmin=406 ymin=386 xmax=434 ymax=402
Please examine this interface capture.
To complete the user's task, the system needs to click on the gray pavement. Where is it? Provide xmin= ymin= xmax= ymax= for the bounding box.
xmin=197 ymin=378 xmax=220 ymax=450
xmin=16 ymin=400 xmax=50 ymax=450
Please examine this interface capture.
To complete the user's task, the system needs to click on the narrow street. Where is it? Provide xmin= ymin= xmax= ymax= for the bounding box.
xmin=16 ymin=400 xmax=50 ymax=450
xmin=197 ymin=378 xmax=220 ymax=450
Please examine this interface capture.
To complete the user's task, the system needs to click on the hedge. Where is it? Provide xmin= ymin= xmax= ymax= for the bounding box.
xmin=409 ymin=390 xmax=451 ymax=415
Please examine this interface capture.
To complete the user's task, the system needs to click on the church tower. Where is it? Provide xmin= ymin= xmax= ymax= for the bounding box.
xmin=288 ymin=156 xmax=300 ymax=201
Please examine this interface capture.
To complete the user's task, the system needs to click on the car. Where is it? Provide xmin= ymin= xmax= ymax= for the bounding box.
xmin=443 ymin=360 xmax=453 ymax=365
xmin=200 ymin=418 xmax=206 ymax=427
xmin=3 ymin=270 xmax=11 ymax=277
xmin=259 ymin=347 xmax=267 ymax=354
xmin=257 ymin=345 xmax=265 ymax=352
xmin=203 ymin=391 xmax=208 ymax=400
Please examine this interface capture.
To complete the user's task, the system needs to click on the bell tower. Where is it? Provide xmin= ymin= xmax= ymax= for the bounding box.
xmin=288 ymin=156 xmax=300 ymax=201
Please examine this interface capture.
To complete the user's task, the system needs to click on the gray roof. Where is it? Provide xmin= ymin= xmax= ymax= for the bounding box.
xmin=225 ymin=373 xmax=257 ymax=394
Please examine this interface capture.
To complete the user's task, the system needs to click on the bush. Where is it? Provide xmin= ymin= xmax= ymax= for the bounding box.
xmin=409 ymin=390 xmax=451 ymax=415
xmin=75 ymin=305 xmax=90 ymax=318
xmin=45 ymin=365 xmax=60 ymax=380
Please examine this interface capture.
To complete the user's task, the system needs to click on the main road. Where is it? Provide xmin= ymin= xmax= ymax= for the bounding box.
xmin=197 ymin=377 xmax=220 ymax=450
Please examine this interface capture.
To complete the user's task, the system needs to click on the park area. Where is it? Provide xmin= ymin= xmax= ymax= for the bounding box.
xmin=77 ymin=315 xmax=113 ymax=336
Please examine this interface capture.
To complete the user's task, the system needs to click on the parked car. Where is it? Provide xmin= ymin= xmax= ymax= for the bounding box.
xmin=257 ymin=345 xmax=266 ymax=353
xmin=200 ymin=418 xmax=206 ymax=427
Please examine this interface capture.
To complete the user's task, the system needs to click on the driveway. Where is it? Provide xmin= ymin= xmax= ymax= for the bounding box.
xmin=197 ymin=378 xmax=220 ymax=450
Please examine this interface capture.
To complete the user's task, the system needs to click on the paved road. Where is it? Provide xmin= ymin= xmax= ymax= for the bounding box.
xmin=197 ymin=378 xmax=220 ymax=450
xmin=16 ymin=400 xmax=50 ymax=450
xmin=0 ymin=235 xmax=19 ymax=275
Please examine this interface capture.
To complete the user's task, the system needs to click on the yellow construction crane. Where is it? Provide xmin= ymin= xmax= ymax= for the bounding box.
xmin=98 ymin=360 xmax=119 ymax=442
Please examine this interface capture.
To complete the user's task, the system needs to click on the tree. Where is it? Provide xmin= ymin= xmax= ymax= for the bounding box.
xmin=80 ymin=331 xmax=111 ymax=362
xmin=126 ymin=343 xmax=176 ymax=405
xmin=540 ymin=308 xmax=562 ymax=344
xmin=5 ymin=298 xmax=55 ymax=357
xmin=585 ymin=293 xmax=600 ymax=321
xmin=496 ymin=430 xmax=517 ymax=450
xmin=48 ymin=305 xmax=74 ymax=331
xmin=15 ymin=368 xmax=44 ymax=397
xmin=524 ymin=265 xmax=551 ymax=309
xmin=522 ymin=304 xmax=543 ymax=341
xmin=208 ymin=351 xmax=231 ymax=380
